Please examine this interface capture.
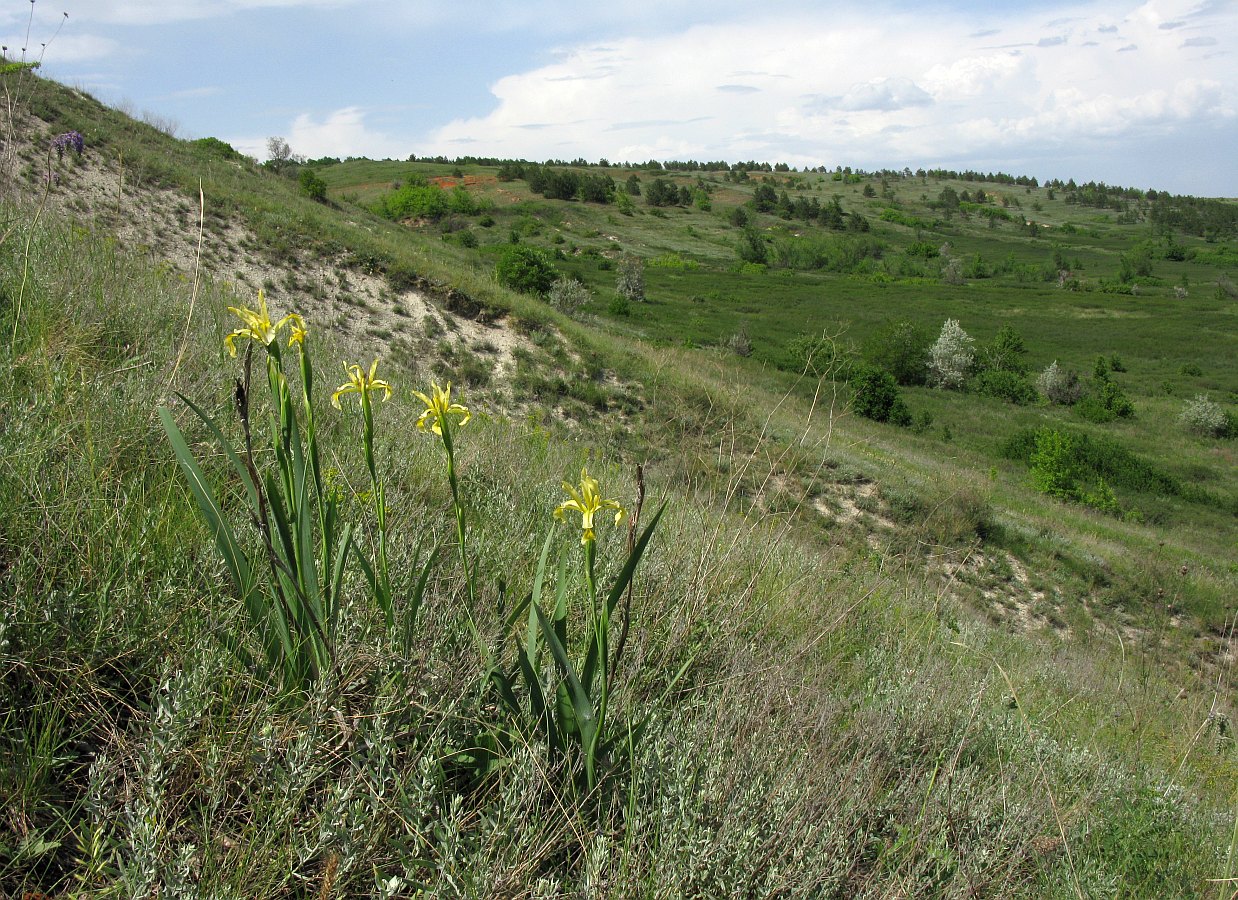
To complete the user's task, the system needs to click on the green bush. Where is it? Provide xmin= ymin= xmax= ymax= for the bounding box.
xmin=981 ymin=325 xmax=1029 ymax=375
xmin=496 ymin=245 xmax=558 ymax=296
xmin=378 ymin=179 xmax=449 ymax=221
xmin=849 ymin=365 xmax=905 ymax=424
xmin=189 ymin=136 xmax=245 ymax=161
xmin=785 ymin=332 xmax=854 ymax=379
xmin=1028 ymin=429 xmax=1082 ymax=500
xmin=1002 ymin=427 xmax=1200 ymax=509
xmin=298 ymin=168 xmax=328 ymax=202
xmin=973 ymin=369 xmax=1036 ymax=404
xmin=448 ymin=185 xmax=479 ymax=214
xmin=1076 ymin=379 xmax=1135 ymax=423
xmin=861 ymin=320 xmax=931 ymax=386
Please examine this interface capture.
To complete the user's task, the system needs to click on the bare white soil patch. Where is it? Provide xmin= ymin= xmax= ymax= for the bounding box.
xmin=17 ymin=118 xmax=534 ymax=383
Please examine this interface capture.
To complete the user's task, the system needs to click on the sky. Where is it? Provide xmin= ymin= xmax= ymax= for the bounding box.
xmin=5 ymin=0 xmax=1235 ymax=196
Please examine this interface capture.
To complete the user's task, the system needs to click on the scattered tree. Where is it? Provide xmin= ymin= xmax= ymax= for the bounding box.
xmin=1037 ymin=360 xmax=1082 ymax=405
xmin=928 ymin=319 xmax=974 ymax=389
xmin=849 ymin=365 xmax=912 ymax=425
xmin=616 ymin=254 xmax=645 ymax=302
xmin=1075 ymin=363 xmax=1136 ymax=422
xmin=496 ymin=245 xmax=558 ymax=296
xmin=1179 ymin=395 xmax=1230 ymax=438
xmin=737 ymin=224 xmax=768 ymax=265
xmin=265 ymin=136 xmax=303 ymax=174
xmin=548 ymin=277 xmax=591 ymax=314
xmin=298 ymin=168 xmax=327 ymax=202
xmin=861 ymin=320 xmax=931 ymax=386
xmin=725 ymin=327 xmax=752 ymax=357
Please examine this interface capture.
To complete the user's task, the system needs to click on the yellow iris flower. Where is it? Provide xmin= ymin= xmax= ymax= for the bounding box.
xmin=331 ymin=360 xmax=393 ymax=408
xmin=413 ymin=381 xmax=471 ymax=435
xmin=555 ymin=468 xmax=625 ymax=544
xmin=224 ymin=289 xmax=305 ymax=357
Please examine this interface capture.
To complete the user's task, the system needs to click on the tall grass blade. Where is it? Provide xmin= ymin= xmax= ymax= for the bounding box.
xmin=158 ymin=407 xmax=254 ymax=604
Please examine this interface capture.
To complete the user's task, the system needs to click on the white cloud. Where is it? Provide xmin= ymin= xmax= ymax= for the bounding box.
xmin=419 ymin=1 xmax=1236 ymax=181
xmin=837 ymin=77 xmax=932 ymax=112
xmin=921 ymin=52 xmax=1030 ymax=99
xmin=232 ymin=106 xmax=407 ymax=161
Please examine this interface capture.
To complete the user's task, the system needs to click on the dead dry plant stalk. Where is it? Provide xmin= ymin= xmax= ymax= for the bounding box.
xmin=9 ymin=142 xmax=56 ymax=352
xmin=160 ymin=180 xmax=205 ymax=402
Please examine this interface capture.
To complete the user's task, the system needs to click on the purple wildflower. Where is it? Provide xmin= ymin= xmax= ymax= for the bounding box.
xmin=50 ymin=130 xmax=84 ymax=160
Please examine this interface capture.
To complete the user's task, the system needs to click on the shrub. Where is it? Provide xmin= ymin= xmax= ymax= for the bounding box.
xmin=1076 ymin=379 xmax=1135 ymax=423
xmin=1024 ymin=430 xmax=1122 ymax=514
xmin=616 ymin=253 xmax=645 ymax=302
xmin=1003 ymin=428 xmax=1184 ymax=501
xmin=981 ymin=325 xmax=1029 ymax=375
xmin=189 ymin=136 xmax=245 ymax=161
xmin=928 ymin=319 xmax=974 ymax=389
xmin=1037 ymin=360 xmax=1082 ymax=405
xmin=496 ymin=245 xmax=558 ymax=296
xmin=725 ymin=327 xmax=752 ymax=357
xmin=448 ymin=185 xmax=479 ymax=214
xmin=298 ymin=168 xmax=327 ymax=202
xmin=737 ymin=224 xmax=768 ymax=264
xmin=861 ymin=320 xmax=931 ymax=386
xmin=1029 ymin=429 xmax=1081 ymax=500
xmin=786 ymin=333 xmax=853 ymax=379
xmin=547 ymin=277 xmax=591 ymax=314
xmin=1081 ymin=479 xmax=1123 ymax=516
xmin=973 ymin=368 xmax=1036 ymax=404
xmin=849 ymin=365 xmax=903 ymax=423
xmin=648 ymin=252 xmax=699 ymax=271
xmin=379 ymin=180 xmax=449 ymax=221
xmin=1179 ymin=394 xmax=1229 ymax=438
xmin=888 ymin=397 xmax=913 ymax=427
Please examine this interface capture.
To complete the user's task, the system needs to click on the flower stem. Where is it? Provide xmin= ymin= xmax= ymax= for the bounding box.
xmin=441 ymin=419 xmax=475 ymax=605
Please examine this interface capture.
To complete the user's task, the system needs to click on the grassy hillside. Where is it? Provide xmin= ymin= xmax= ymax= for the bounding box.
xmin=1 ymin=71 xmax=1235 ymax=897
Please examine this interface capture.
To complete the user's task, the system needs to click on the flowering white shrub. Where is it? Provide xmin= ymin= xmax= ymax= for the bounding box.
xmin=928 ymin=319 xmax=974 ymax=390
xmin=1037 ymin=360 xmax=1082 ymax=405
xmin=548 ymin=277 xmax=591 ymax=314
xmin=1179 ymin=394 xmax=1228 ymax=437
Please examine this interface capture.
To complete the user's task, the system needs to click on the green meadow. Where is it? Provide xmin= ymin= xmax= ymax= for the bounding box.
xmin=2 ymin=70 xmax=1236 ymax=897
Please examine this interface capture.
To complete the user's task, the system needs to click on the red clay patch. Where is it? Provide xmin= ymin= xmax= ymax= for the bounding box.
xmin=429 ymin=174 xmax=498 ymax=189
